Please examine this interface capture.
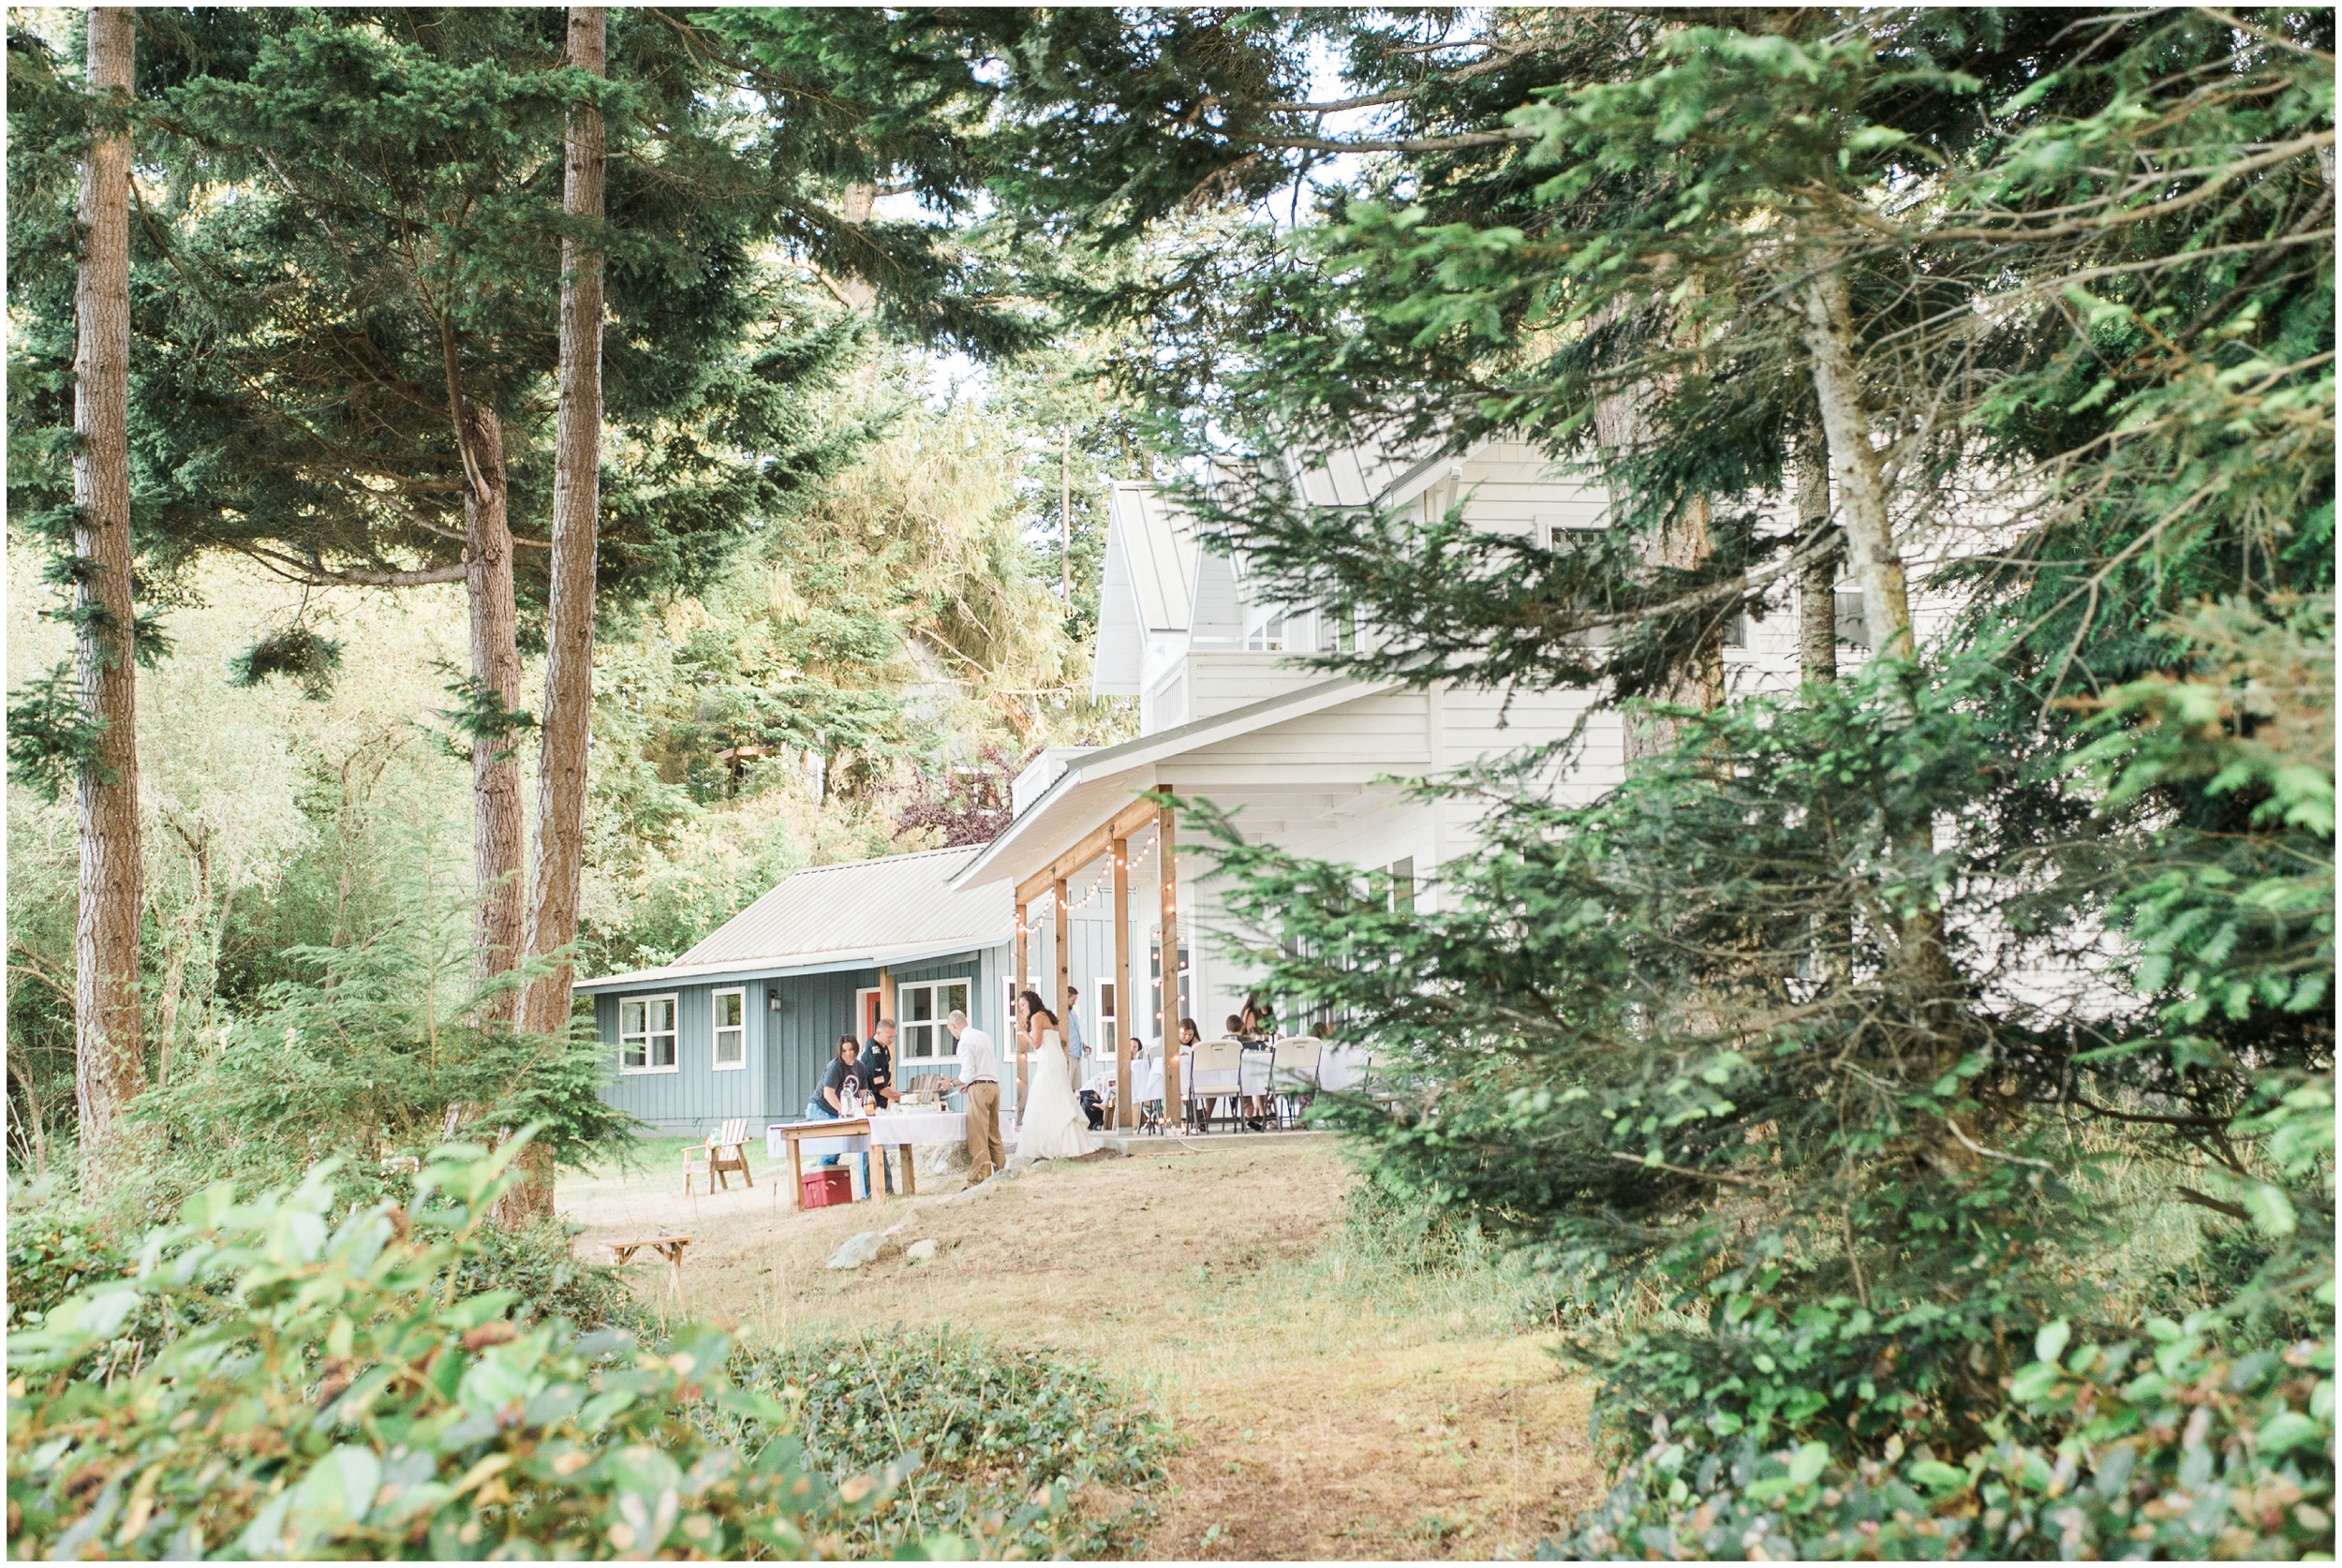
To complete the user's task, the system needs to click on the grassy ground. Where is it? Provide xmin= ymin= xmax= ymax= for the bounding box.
xmin=558 ymin=1134 xmax=1600 ymax=1560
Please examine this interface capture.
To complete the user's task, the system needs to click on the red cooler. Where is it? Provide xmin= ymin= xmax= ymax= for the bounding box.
xmin=801 ymin=1167 xmax=854 ymax=1208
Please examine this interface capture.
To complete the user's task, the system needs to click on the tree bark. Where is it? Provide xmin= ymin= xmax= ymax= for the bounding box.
xmin=507 ymin=4 xmax=607 ymax=1223
xmin=463 ymin=402 xmax=526 ymax=983
xmin=1793 ymin=423 xmax=1838 ymax=685
xmin=1595 ymin=376 xmax=1723 ymax=762
xmin=1799 ymin=267 xmax=1914 ymax=675
xmin=74 ymin=7 xmax=144 ymax=1191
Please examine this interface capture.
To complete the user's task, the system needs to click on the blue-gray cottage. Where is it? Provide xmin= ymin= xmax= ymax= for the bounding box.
xmin=577 ymin=846 xmax=1015 ymax=1137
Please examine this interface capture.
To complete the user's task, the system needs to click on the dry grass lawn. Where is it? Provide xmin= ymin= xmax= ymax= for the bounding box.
xmin=560 ymin=1134 xmax=1600 ymax=1561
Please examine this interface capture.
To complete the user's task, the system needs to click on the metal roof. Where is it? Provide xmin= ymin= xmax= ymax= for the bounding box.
xmin=1111 ymin=482 xmax=1197 ymax=632
xmin=574 ymin=845 xmax=1012 ymax=995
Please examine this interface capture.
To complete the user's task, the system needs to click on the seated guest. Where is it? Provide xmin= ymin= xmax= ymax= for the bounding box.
xmin=1239 ymin=991 xmax=1276 ymax=1042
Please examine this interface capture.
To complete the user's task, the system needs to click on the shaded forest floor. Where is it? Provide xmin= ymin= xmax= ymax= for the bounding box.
xmin=560 ymin=1135 xmax=1599 ymax=1560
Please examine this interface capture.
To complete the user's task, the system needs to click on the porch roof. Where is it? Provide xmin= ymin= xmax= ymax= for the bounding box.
xmin=574 ymin=845 xmax=1011 ymax=996
xmin=951 ymin=674 xmax=1375 ymax=894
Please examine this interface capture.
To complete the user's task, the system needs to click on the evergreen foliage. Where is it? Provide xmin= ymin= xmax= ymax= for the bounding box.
xmin=6 ymin=1143 xmax=925 ymax=1560
xmin=886 ymin=7 xmax=2335 ymax=1553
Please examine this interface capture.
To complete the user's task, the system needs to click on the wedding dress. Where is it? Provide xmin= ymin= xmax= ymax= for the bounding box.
xmin=1015 ymin=1028 xmax=1097 ymax=1160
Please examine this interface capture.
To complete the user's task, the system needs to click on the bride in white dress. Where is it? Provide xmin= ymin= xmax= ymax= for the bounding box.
xmin=1014 ymin=997 xmax=1097 ymax=1160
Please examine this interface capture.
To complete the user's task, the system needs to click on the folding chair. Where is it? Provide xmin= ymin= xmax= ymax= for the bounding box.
xmin=1187 ymin=1041 xmax=1243 ymax=1132
xmin=1269 ymin=1039 xmax=1323 ymax=1129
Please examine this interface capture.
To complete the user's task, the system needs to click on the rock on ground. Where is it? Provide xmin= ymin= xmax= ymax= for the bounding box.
xmin=917 ymin=1141 xmax=970 ymax=1179
xmin=825 ymin=1230 xmax=889 ymax=1270
xmin=903 ymin=1237 xmax=940 ymax=1264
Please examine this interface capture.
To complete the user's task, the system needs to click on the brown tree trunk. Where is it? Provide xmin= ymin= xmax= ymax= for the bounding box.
xmin=463 ymin=403 xmax=526 ymax=984
xmin=73 ymin=7 xmax=144 ymax=1191
xmin=506 ymin=5 xmax=607 ymax=1223
xmin=1596 ymin=378 xmax=1723 ymax=762
xmin=1793 ymin=424 xmax=1838 ymax=685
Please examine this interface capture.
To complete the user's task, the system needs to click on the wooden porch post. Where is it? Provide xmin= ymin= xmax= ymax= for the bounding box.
xmin=1157 ymin=795 xmax=1180 ymax=1123
xmin=1014 ymin=899 xmax=1029 ymax=1108
xmin=1112 ymin=833 xmax=1134 ymax=1129
xmin=1053 ymin=874 xmax=1070 ymax=1054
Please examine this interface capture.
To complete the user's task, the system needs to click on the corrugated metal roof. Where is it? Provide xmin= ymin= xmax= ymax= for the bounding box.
xmin=575 ymin=846 xmax=1011 ymax=993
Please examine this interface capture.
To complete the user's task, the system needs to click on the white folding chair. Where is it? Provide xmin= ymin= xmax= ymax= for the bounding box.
xmin=1188 ymin=1041 xmax=1244 ymax=1132
xmin=1270 ymin=1039 xmax=1323 ymax=1128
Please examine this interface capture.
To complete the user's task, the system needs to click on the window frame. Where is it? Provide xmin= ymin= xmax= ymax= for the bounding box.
xmin=895 ymin=977 xmax=972 ymax=1061
xmin=619 ymin=993 xmax=680 ymax=1075
xmin=711 ymin=986 xmax=747 ymax=1072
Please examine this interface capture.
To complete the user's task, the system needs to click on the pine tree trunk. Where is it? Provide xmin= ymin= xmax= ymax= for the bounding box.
xmin=1800 ymin=262 xmax=1963 ymax=1087
xmin=73 ymin=7 xmax=144 ymax=1191
xmin=463 ymin=403 xmax=526 ymax=983
xmin=506 ymin=5 xmax=607 ymax=1223
xmin=1799 ymin=268 xmax=1913 ymax=672
xmin=1793 ymin=425 xmax=1838 ymax=685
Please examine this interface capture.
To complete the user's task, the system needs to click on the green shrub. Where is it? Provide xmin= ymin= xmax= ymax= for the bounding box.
xmin=730 ymin=1326 xmax=1172 ymax=1558
xmin=452 ymin=1219 xmax=640 ymax=1334
xmin=5 ymin=1203 xmax=131 ymax=1330
xmin=1559 ymin=1319 xmax=2335 ymax=1561
xmin=7 ymin=1140 xmax=928 ymax=1560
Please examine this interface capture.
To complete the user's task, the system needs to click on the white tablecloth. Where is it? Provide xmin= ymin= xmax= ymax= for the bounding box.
xmin=1085 ymin=1059 xmax=1168 ymax=1103
xmin=865 ymin=1110 xmax=966 ymax=1145
xmin=1313 ymin=1045 xmax=1373 ymax=1093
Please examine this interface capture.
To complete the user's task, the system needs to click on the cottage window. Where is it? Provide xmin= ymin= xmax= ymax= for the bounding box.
xmin=620 ymin=995 xmax=678 ymax=1073
xmin=712 ymin=988 xmax=746 ymax=1071
xmin=897 ymin=978 xmax=971 ymax=1059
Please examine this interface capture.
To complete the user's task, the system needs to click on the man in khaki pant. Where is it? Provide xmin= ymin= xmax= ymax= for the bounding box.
xmin=945 ymin=1009 xmax=1004 ymax=1183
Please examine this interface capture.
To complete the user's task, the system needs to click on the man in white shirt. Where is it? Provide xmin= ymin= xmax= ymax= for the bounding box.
xmin=945 ymin=1009 xmax=1005 ymax=1183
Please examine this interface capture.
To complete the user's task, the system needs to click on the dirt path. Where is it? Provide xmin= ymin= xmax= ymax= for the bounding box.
xmin=560 ymin=1136 xmax=1600 ymax=1560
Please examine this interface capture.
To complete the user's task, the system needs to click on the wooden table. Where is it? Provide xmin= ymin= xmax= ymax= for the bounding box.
xmin=775 ymin=1112 xmax=967 ymax=1206
xmin=776 ymin=1118 xmax=878 ymax=1209
xmin=607 ymin=1235 xmax=691 ymax=1308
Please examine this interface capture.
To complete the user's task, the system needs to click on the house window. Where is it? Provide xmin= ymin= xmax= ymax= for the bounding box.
xmin=712 ymin=988 xmax=746 ymax=1071
xmin=1834 ymin=590 xmax=1870 ymax=649
xmin=1149 ymin=933 xmax=1191 ymax=1040
xmin=897 ymin=978 xmax=971 ymax=1059
xmin=1244 ymin=613 xmax=1285 ymax=652
xmin=620 ymin=995 xmax=678 ymax=1073
xmin=1098 ymin=980 xmax=1118 ymax=1053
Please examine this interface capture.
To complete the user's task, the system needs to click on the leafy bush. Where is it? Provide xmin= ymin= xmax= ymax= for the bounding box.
xmin=1562 ymin=1319 xmax=2334 ymax=1561
xmin=450 ymin=1219 xmax=640 ymax=1334
xmin=7 ymin=1141 xmax=925 ymax=1560
xmin=731 ymin=1327 xmax=1171 ymax=1558
xmin=5 ymin=1203 xmax=130 ymax=1330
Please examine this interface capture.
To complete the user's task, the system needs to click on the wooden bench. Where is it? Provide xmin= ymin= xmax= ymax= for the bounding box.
xmin=607 ymin=1235 xmax=692 ymax=1309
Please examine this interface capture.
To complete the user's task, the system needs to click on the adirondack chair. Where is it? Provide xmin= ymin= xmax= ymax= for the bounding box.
xmin=707 ymin=1118 xmax=754 ymax=1191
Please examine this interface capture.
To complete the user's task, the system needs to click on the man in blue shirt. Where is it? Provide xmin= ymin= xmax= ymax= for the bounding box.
xmin=1063 ymin=984 xmax=1088 ymax=1066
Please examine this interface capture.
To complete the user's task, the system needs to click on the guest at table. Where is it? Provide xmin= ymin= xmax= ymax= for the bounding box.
xmin=810 ymin=1035 xmax=865 ymax=1119
xmin=863 ymin=1018 xmax=901 ymax=1108
xmin=806 ymin=1035 xmax=869 ymax=1186
xmin=862 ymin=1017 xmax=902 ymax=1192
xmin=1240 ymin=992 xmax=1276 ymax=1042
xmin=945 ymin=1007 xmax=1004 ymax=1184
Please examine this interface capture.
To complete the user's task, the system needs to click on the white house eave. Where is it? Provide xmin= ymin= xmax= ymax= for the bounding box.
xmin=950 ymin=673 xmax=1379 ymax=891
xmin=574 ymin=933 xmax=1006 ymax=996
